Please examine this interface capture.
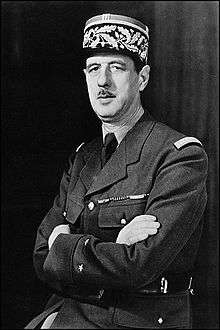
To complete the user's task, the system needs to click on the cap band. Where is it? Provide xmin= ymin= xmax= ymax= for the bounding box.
xmin=84 ymin=14 xmax=149 ymax=38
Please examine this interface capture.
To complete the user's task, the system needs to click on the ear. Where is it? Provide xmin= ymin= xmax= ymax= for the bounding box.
xmin=138 ymin=65 xmax=150 ymax=92
xmin=83 ymin=68 xmax=88 ymax=83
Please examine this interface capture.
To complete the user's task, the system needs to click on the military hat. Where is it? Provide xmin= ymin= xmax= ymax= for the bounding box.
xmin=83 ymin=13 xmax=149 ymax=64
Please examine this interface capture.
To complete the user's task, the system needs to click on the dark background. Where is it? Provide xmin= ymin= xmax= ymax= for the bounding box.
xmin=1 ymin=1 xmax=219 ymax=329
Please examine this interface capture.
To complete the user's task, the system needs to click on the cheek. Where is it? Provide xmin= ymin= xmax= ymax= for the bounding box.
xmin=87 ymin=82 xmax=96 ymax=100
xmin=115 ymin=74 xmax=137 ymax=96
xmin=115 ymin=79 xmax=129 ymax=96
xmin=116 ymin=82 xmax=134 ymax=103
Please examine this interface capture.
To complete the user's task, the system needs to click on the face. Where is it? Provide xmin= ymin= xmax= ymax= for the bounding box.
xmin=84 ymin=54 xmax=147 ymax=123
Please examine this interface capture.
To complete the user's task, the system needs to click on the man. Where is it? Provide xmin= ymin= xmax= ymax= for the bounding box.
xmin=26 ymin=14 xmax=208 ymax=329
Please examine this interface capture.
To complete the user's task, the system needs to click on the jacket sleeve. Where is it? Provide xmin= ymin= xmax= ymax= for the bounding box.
xmin=42 ymin=144 xmax=208 ymax=292
xmin=33 ymin=149 xmax=85 ymax=292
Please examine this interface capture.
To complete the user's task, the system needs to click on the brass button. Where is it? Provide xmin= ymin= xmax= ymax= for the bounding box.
xmin=120 ymin=218 xmax=127 ymax=225
xmin=88 ymin=201 xmax=95 ymax=211
xmin=158 ymin=317 xmax=163 ymax=324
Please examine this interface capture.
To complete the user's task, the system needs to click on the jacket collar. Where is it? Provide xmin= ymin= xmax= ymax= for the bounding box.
xmin=80 ymin=112 xmax=156 ymax=196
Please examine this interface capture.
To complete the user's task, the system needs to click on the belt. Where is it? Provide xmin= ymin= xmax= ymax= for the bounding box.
xmin=137 ymin=273 xmax=193 ymax=295
xmin=102 ymin=274 xmax=193 ymax=305
xmin=73 ymin=274 xmax=194 ymax=308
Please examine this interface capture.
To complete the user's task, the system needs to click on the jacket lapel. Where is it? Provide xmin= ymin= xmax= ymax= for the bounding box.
xmin=85 ymin=113 xmax=156 ymax=197
xmin=79 ymin=142 xmax=102 ymax=191
xmin=85 ymin=140 xmax=127 ymax=196
xmin=67 ymin=138 xmax=102 ymax=224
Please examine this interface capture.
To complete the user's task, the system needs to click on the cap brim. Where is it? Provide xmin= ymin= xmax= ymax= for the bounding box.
xmin=82 ymin=47 xmax=144 ymax=66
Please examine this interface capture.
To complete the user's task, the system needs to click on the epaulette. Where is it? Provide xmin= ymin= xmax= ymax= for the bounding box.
xmin=76 ymin=142 xmax=85 ymax=152
xmin=174 ymin=137 xmax=203 ymax=150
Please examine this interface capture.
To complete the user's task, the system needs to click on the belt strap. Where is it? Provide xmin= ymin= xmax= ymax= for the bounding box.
xmin=139 ymin=274 xmax=193 ymax=294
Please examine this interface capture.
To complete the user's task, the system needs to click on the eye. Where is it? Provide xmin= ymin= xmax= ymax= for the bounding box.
xmin=87 ymin=65 xmax=100 ymax=74
xmin=110 ymin=64 xmax=124 ymax=73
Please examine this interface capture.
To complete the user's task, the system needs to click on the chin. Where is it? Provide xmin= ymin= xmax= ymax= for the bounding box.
xmin=98 ymin=116 xmax=115 ymax=123
xmin=94 ymin=107 xmax=119 ymax=120
xmin=96 ymin=113 xmax=116 ymax=123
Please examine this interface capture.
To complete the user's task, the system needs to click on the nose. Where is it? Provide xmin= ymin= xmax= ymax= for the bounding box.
xmin=97 ymin=67 xmax=111 ymax=88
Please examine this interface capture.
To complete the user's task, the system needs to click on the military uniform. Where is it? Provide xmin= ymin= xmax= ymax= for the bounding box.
xmin=26 ymin=13 xmax=208 ymax=329
xmin=26 ymin=112 xmax=208 ymax=329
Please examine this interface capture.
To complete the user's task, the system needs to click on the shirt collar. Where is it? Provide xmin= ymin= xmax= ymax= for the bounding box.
xmin=102 ymin=106 xmax=144 ymax=145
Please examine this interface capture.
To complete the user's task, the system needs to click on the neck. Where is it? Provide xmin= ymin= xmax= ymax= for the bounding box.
xmin=102 ymin=104 xmax=144 ymax=144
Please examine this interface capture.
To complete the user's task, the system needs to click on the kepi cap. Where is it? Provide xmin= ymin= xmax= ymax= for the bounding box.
xmin=83 ymin=13 xmax=149 ymax=64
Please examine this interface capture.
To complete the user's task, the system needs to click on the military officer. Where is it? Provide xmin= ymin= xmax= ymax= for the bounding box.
xmin=26 ymin=13 xmax=208 ymax=329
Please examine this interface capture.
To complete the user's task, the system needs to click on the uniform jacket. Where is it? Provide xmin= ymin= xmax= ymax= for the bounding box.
xmin=30 ymin=113 xmax=208 ymax=328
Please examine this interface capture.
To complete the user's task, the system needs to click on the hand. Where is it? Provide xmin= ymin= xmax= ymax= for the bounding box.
xmin=116 ymin=215 xmax=160 ymax=245
xmin=48 ymin=224 xmax=70 ymax=250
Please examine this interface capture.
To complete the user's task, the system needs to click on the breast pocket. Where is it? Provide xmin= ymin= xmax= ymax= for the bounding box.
xmin=98 ymin=198 xmax=148 ymax=228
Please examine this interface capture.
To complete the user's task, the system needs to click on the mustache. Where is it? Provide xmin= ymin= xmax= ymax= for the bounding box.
xmin=97 ymin=90 xmax=115 ymax=98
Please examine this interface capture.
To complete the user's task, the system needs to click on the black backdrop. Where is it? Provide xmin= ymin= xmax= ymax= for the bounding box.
xmin=1 ymin=1 xmax=219 ymax=329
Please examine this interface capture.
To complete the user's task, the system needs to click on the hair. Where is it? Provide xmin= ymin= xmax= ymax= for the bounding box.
xmin=133 ymin=58 xmax=145 ymax=74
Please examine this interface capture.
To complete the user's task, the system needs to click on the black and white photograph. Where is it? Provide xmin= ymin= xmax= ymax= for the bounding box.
xmin=1 ymin=1 xmax=219 ymax=329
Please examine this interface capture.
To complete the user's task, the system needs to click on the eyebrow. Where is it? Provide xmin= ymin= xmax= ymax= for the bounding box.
xmin=86 ymin=60 xmax=127 ymax=69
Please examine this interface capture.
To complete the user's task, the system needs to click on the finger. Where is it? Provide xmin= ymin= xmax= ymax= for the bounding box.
xmin=131 ymin=222 xmax=160 ymax=229
xmin=128 ymin=233 xmax=150 ymax=245
xmin=144 ymin=228 xmax=158 ymax=235
xmin=133 ymin=215 xmax=157 ymax=222
xmin=128 ymin=228 xmax=158 ymax=244
xmin=133 ymin=228 xmax=158 ymax=236
xmin=126 ymin=225 xmax=159 ymax=236
xmin=145 ymin=215 xmax=157 ymax=222
xmin=127 ymin=221 xmax=160 ymax=230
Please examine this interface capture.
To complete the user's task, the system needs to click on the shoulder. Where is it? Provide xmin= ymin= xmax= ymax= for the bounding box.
xmin=142 ymin=120 xmax=208 ymax=170
xmin=149 ymin=121 xmax=186 ymax=144
xmin=150 ymin=121 xmax=206 ymax=152
xmin=143 ymin=121 xmax=208 ymax=179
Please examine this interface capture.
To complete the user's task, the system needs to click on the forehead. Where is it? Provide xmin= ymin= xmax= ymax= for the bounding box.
xmin=86 ymin=53 xmax=134 ymax=66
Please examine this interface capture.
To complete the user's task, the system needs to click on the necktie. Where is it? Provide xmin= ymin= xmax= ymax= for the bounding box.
xmin=101 ymin=133 xmax=118 ymax=167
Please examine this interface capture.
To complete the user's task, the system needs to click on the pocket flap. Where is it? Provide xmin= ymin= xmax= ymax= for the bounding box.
xmin=113 ymin=292 xmax=191 ymax=328
xmin=98 ymin=199 xmax=147 ymax=228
